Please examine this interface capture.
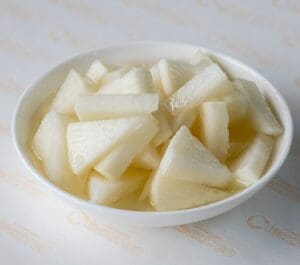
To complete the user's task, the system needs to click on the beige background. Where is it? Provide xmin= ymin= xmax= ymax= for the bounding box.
xmin=1 ymin=0 xmax=300 ymax=264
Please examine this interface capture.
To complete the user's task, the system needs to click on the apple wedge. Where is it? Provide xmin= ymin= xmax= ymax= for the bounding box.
xmin=172 ymin=107 xmax=197 ymax=132
xmin=230 ymin=134 xmax=274 ymax=186
xmin=227 ymin=141 xmax=249 ymax=161
xmin=223 ymin=88 xmax=248 ymax=124
xmin=93 ymin=115 xmax=158 ymax=179
xmin=150 ymin=64 xmax=164 ymax=98
xmin=158 ymin=59 xmax=193 ymax=97
xmin=234 ymin=79 xmax=283 ymax=136
xmin=168 ymin=63 xmax=233 ymax=114
xmin=150 ymin=176 xmax=231 ymax=211
xmin=189 ymin=49 xmax=214 ymax=66
xmin=139 ymin=175 xmax=153 ymax=201
xmin=75 ymin=94 xmax=159 ymax=120
xmin=132 ymin=145 xmax=161 ymax=170
xmin=100 ymin=67 xmax=129 ymax=86
xmin=86 ymin=60 xmax=109 ymax=85
xmin=151 ymin=104 xmax=173 ymax=146
xmin=155 ymin=125 xmax=232 ymax=187
xmin=199 ymin=101 xmax=229 ymax=162
xmin=67 ymin=116 xmax=149 ymax=175
xmin=88 ymin=168 xmax=148 ymax=205
xmin=52 ymin=69 xmax=90 ymax=115
xmin=98 ymin=67 xmax=153 ymax=94
xmin=32 ymin=111 xmax=75 ymax=188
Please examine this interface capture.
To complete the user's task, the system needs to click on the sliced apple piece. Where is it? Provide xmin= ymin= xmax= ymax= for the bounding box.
xmin=172 ymin=107 xmax=197 ymax=132
xmin=139 ymin=175 xmax=153 ymax=201
xmin=150 ymin=64 xmax=164 ymax=98
xmin=98 ymin=67 xmax=153 ymax=94
xmin=132 ymin=145 xmax=161 ymax=170
xmin=93 ymin=115 xmax=158 ymax=179
xmin=223 ymin=88 xmax=248 ymax=124
xmin=168 ymin=63 xmax=233 ymax=114
xmin=156 ymin=125 xmax=232 ymax=187
xmin=52 ymin=69 xmax=90 ymax=115
xmin=227 ymin=141 xmax=249 ymax=161
xmin=230 ymin=134 xmax=274 ymax=186
xmin=151 ymin=176 xmax=231 ymax=211
xmin=234 ymin=79 xmax=283 ymax=136
xmin=151 ymin=104 xmax=173 ymax=146
xmin=86 ymin=60 xmax=109 ymax=85
xmin=100 ymin=67 xmax=129 ymax=86
xmin=32 ymin=111 xmax=76 ymax=188
xmin=189 ymin=49 xmax=214 ymax=66
xmin=88 ymin=168 xmax=148 ymax=205
xmin=158 ymin=59 xmax=192 ymax=97
xmin=75 ymin=94 xmax=159 ymax=120
xmin=199 ymin=102 xmax=229 ymax=162
xmin=67 ymin=116 xmax=148 ymax=175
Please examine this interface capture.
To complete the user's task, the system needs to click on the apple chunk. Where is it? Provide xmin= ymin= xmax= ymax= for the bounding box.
xmin=172 ymin=107 xmax=197 ymax=132
xmin=234 ymin=79 xmax=283 ymax=136
xmin=223 ymin=88 xmax=248 ymax=124
xmin=100 ymin=67 xmax=129 ymax=86
xmin=67 ymin=116 xmax=149 ymax=175
xmin=155 ymin=125 xmax=232 ymax=187
xmin=199 ymin=101 xmax=229 ymax=162
xmin=168 ymin=63 xmax=233 ymax=114
xmin=157 ymin=59 xmax=192 ymax=97
xmin=52 ymin=69 xmax=90 ymax=115
xmin=230 ymin=134 xmax=274 ymax=186
xmin=151 ymin=104 xmax=173 ymax=146
xmin=88 ymin=168 xmax=148 ymax=205
xmin=132 ymin=145 xmax=161 ymax=170
xmin=75 ymin=94 xmax=159 ymax=121
xmin=86 ymin=60 xmax=109 ymax=85
xmin=32 ymin=111 xmax=76 ymax=189
xmin=93 ymin=115 xmax=159 ymax=179
xmin=98 ymin=67 xmax=153 ymax=94
xmin=151 ymin=176 xmax=231 ymax=211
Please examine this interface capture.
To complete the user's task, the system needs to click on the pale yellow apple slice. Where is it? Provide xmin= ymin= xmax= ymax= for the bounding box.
xmin=67 ymin=116 xmax=148 ymax=175
xmin=132 ymin=145 xmax=161 ymax=170
xmin=75 ymin=94 xmax=159 ymax=120
xmin=155 ymin=125 xmax=232 ymax=187
xmin=189 ymin=49 xmax=214 ymax=66
xmin=234 ymin=79 xmax=283 ymax=136
xmin=230 ymin=133 xmax=274 ymax=186
xmin=139 ymin=175 xmax=153 ymax=201
xmin=98 ymin=67 xmax=153 ymax=94
xmin=93 ymin=115 xmax=158 ymax=179
xmin=86 ymin=60 xmax=109 ymax=85
xmin=157 ymin=59 xmax=193 ymax=97
xmin=199 ymin=101 xmax=229 ymax=162
xmin=151 ymin=104 xmax=173 ymax=146
xmin=150 ymin=64 xmax=164 ymax=98
xmin=227 ymin=141 xmax=249 ymax=161
xmin=172 ymin=107 xmax=197 ymax=132
xmin=88 ymin=168 xmax=148 ymax=205
xmin=223 ymin=88 xmax=248 ymax=124
xmin=150 ymin=176 xmax=231 ymax=211
xmin=52 ymin=69 xmax=90 ymax=115
xmin=32 ymin=111 xmax=81 ymax=191
xmin=100 ymin=67 xmax=129 ymax=86
xmin=168 ymin=63 xmax=233 ymax=114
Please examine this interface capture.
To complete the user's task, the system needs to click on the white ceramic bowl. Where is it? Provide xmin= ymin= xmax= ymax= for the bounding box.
xmin=12 ymin=41 xmax=293 ymax=227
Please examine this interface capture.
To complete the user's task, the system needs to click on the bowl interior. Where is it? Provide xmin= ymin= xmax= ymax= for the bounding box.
xmin=13 ymin=42 xmax=292 ymax=219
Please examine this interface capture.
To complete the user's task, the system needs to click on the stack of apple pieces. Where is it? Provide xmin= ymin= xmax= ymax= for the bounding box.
xmin=32 ymin=50 xmax=283 ymax=211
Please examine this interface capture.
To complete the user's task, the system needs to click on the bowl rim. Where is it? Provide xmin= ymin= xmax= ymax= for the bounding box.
xmin=12 ymin=40 xmax=294 ymax=217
